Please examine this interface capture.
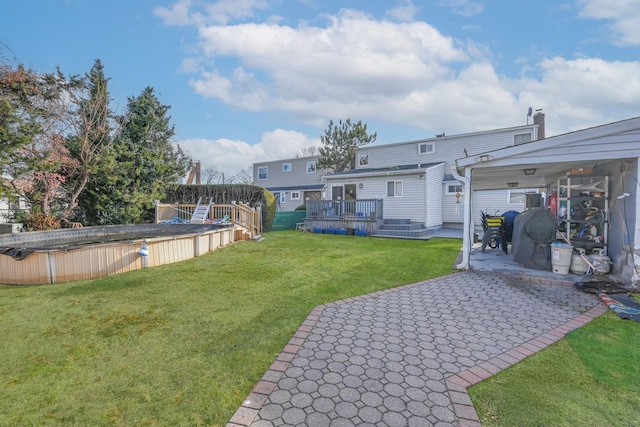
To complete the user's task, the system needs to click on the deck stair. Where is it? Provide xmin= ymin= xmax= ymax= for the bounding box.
xmin=190 ymin=197 xmax=212 ymax=224
xmin=373 ymin=218 xmax=433 ymax=239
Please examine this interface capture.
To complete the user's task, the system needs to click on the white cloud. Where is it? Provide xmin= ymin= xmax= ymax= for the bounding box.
xmin=155 ymin=0 xmax=269 ymax=26
xmin=513 ymin=57 xmax=640 ymax=134
xmin=176 ymin=129 xmax=320 ymax=177
xmin=189 ymin=10 xmax=470 ymax=125
xmin=385 ymin=0 xmax=420 ymax=22
xmin=438 ymin=0 xmax=486 ymax=17
xmin=169 ymin=4 xmax=640 ymax=143
xmin=204 ymin=0 xmax=269 ymax=25
xmin=577 ymin=0 xmax=640 ymax=45
xmin=154 ymin=0 xmax=197 ymax=26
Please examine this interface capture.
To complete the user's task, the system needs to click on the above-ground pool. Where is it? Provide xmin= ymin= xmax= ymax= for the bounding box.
xmin=0 ymin=223 xmax=235 ymax=285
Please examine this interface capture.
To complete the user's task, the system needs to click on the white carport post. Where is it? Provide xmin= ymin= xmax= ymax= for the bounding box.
xmin=450 ymin=164 xmax=472 ymax=270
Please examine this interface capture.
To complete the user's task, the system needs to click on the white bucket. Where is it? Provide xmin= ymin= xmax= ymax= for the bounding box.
xmin=551 ymin=243 xmax=573 ymax=274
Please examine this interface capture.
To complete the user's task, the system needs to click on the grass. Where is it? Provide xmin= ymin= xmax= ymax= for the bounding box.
xmin=0 ymin=231 xmax=460 ymax=427
xmin=468 ymin=304 xmax=640 ymax=427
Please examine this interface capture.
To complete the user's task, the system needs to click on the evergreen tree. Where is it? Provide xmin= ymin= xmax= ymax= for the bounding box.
xmin=317 ymin=118 xmax=377 ymax=173
xmin=83 ymin=87 xmax=192 ymax=224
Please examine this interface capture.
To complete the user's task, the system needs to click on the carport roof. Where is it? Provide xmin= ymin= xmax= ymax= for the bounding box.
xmin=454 ymin=116 xmax=640 ymax=191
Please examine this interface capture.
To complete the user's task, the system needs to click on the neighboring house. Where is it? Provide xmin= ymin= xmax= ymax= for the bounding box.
xmin=0 ymin=179 xmax=28 ymax=225
xmin=323 ymin=115 xmax=544 ymax=232
xmin=253 ymin=155 xmax=327 ymax=211
xmin=453 ymin=115 xmax=640 ymax=285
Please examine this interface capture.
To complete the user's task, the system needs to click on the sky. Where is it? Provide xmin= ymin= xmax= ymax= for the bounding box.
xmin=2 ymin=0 xmax=640 ymax=178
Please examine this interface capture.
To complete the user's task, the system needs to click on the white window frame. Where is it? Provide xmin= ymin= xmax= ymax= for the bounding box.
xmin=387 ymin=180 xmax=403 ymax=197
xmin=514 ymin=133 xmax=532 ymax=145
xmin=306 ymin=161 xmax=317 ymax=174
xmin=508 ymin=188 xmax=538 ymax=204
xmin=279 ymin=193 xmax=286 ymax=204
xmin=418 ymin=142 xmax=435 ymax=154
xmin=291 ymin=191 xmax=300 ymax=200
xmin=282 ymin=162 xmax=292 ymax=172
xmin=445 ymin=182 xmax=464 ymax=195
xmin=257 ymin=166 xmax=268 ymax=180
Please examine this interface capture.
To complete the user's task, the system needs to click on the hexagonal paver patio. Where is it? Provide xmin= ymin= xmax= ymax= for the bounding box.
xmin=228 ymin=271 xmax=606 ymax=427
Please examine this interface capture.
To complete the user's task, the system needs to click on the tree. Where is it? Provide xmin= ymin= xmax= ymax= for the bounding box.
xmin=2 ymin=61 xmax=117 ymax=229
xmin=2 ymin=67 xmax=78 ymax=228
xmin=317 ymin=118 xmax=377 ymax=173
xmin=202 ymin=166 xmax=226 ymax=185
xmin=233 ymin=165 xmax=253 ymax=184
xmin=300 ymin=146 xmax=318 ymax=157
xmin=0 ymin=64 xmax=55 ymax=199
xmin=80 ymin=87 xmax=192 ymax=224
xmin=62 ymin=59 xmax=113 ymax=219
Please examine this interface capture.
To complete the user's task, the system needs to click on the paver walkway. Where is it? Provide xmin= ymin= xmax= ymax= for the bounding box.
xmin=228 ymin=271 xmax=606 ymax=427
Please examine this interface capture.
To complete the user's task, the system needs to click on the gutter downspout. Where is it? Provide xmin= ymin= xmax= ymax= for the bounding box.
xmin=450 ymin=163 xmax=471 ymax=270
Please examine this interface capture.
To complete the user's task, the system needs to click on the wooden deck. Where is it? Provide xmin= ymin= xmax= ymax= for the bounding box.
xmin=304 ymin=199 xmax=383 ymax=235
xmin=155 ymin=202 xmax=262 ymax=240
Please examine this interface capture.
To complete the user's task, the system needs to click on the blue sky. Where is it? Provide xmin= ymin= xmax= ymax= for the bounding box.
xmin=2 ymin=0 xmax=640 ymax=177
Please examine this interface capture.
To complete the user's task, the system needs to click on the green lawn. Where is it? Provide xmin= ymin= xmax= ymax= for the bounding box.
xmin=469 ymin=300 xmax=640 ymax=427
xmin=0 ymin=231 xmax=460 ymax=426
xmin=3 ymin=231 xmax=638 ymax=426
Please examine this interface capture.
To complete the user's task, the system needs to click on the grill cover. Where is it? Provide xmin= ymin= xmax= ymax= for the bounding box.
xmin=511 ymin=208 xmax=557 ymax=270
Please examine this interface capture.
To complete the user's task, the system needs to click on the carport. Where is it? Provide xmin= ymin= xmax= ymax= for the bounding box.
xmin=452 ymin=116 xmax=640 ymax=285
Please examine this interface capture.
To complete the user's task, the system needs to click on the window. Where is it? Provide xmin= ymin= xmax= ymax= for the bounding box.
xmin=514 ymin=133 xmax=532 ymax=145
xmin=291 ymin=191 xmax=300 ymax=200
xmin=418 ymin=143 xmax=435 ymax=154
xmin=446 ymin=183 xmax=463 ymax=195
xmin=509 ymin=191 xmax=526 ymax=204
xmin=306 ymin=161 xmax=317 ymax=174
xmin=257 ymin=166 xmax=268 ymax=180
xmin=387 ymin=181 xmax=403 ymax=197
xmin=282 ymin=162 xmax=292 ymax=172
xmin=274 ymin=192 xmax=285 ymax=204
xmin=508 ymin=189 xmax=537 ymax=204
xmin=358 ymin=153 xmax=369 ymax=166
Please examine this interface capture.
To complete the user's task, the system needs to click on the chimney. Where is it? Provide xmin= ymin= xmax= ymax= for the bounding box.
xmin=533 ymin=111 xmax=545 ymax=140
xmin=195 ymin=161 xmax=201 ymax=185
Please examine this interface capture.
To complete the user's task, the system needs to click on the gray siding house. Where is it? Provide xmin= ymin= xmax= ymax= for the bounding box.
xmin=252 ymin=155 xmax=326 ymax=211
xmin=324 ymin=119 xmax=543 ymax=232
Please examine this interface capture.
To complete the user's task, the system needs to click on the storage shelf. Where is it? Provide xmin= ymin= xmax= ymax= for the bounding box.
xmin=558 ymin=218 xmax=607 ymax=225
xmin=556 ymin=175 xmax=608 ymax=254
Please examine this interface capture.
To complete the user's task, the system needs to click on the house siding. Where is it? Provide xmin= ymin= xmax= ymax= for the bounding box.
xmin=349 ymin=125 xmax=539 ymax=227
xmin=253 ymin=156 xmax=326 ymax=211
xmin=253 ymin=156 xmax=323 ymax=188
xmin=356 ymin=126 xmax=537 ymax=171
xmin=425 ymin=164 xmax=444 ymax=228
xmin=382 ymin=173 xmax=425 ymax=223
xmin=473 ymin=190 xmax=527 ymax=233
xmin=442 ymin=180 xmax=465 ymax=226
